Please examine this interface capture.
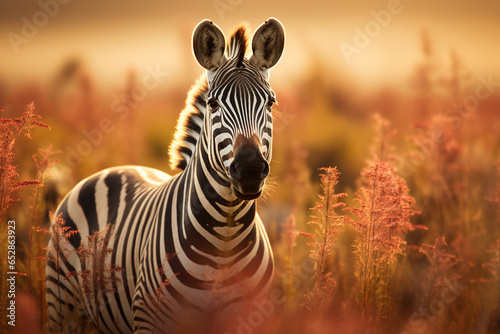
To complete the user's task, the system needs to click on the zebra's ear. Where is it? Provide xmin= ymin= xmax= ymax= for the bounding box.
xmin=250 ymin=18 xmax=285 ymax=73
xmin=192 ymin=20 xmax=227 ymax=72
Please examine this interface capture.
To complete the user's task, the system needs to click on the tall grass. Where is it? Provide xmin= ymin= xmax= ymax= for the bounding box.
xmin=302 ymin=167 xmax=346 ymax=314
xmin=346 ymin=156 xmax=422 ymax=326
xmin=36 ymin=213 xmax=79 ymax=332
xmin=64 ymin=224 xmax=123 ymax=332
xmin=2 ymin=33 xmax=500 ymax=333
xmin=0 ymin=103 xmax=49 ymax=334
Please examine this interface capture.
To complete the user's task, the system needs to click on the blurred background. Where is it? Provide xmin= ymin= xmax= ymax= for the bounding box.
xmin=2 ymin=0 xmax=500 ymax=90
xmin=1 ymin=0 xmax=499 ymax=186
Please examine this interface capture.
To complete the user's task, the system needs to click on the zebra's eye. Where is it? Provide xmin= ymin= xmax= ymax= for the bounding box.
xmin=266 ymin=98 xmax=276 ymax=109
xmin=207 ymin=99 xmax=219 ymax=112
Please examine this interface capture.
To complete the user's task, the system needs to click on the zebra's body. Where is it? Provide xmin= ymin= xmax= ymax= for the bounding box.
xmin=46 ymin=18 xmax=284 ymax=333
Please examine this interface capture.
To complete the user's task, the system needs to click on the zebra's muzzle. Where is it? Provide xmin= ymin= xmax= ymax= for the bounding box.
xmin=229 ymin=135 xmax=269 ymax=200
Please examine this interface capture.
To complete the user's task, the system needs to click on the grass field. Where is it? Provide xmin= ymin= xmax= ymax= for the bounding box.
xmin=1 ymin=33 xmax=500 ymax=334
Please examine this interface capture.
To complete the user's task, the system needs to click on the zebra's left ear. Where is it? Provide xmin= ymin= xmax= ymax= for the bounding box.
xmin=192 ymin=20 xmax=227 ymax=72
xmin=250 ymin=18 xmax=285 ymax=75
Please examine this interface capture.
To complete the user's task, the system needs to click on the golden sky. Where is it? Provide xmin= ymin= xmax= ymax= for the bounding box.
xmin=1 ymin=0 xmax=499 ymax=92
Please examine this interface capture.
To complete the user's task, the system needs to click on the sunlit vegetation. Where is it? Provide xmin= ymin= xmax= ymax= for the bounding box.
xmin=2 ymin=34 xmax=500 ymax=333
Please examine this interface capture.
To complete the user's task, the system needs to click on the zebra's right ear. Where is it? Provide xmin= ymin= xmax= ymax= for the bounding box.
xmin=192 ymin=20 xmax=227 ymax=72
xmin=250 ymin=18 xmax=285 ymax=73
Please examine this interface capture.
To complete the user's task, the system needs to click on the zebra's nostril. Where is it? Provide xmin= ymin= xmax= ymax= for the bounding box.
xmin=229 ymin=162 xmax=241 ymax=180
xmin=261 ymin=161 xmax=270 ymax=179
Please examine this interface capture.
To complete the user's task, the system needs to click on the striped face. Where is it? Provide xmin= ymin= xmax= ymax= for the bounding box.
xmin=193 ymin=18 xmax=285 ymax=200
xmin=208 ymin=59 xmax=276 ymax=199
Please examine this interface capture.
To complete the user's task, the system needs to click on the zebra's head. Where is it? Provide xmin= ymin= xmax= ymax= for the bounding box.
xmin=192 ymin=18 xmax=285 ymax=200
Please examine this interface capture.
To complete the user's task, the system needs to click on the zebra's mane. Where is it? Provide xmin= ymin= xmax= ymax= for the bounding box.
xmin=169 ymin=25 xmax=250 ymax=171
xmin=230 ymin=26 xmax=248 ymax=67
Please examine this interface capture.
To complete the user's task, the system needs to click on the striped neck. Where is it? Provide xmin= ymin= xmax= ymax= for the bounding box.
xmin=177 ymin=129 xmax=257 ymax=256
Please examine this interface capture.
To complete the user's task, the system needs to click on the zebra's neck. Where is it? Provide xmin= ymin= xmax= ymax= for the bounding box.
xmin=175 ymin=132 xmax=257 ymax=257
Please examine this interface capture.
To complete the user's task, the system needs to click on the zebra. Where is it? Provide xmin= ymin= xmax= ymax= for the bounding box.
xmin=46 ymin=18 xmax=285 ymax=333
